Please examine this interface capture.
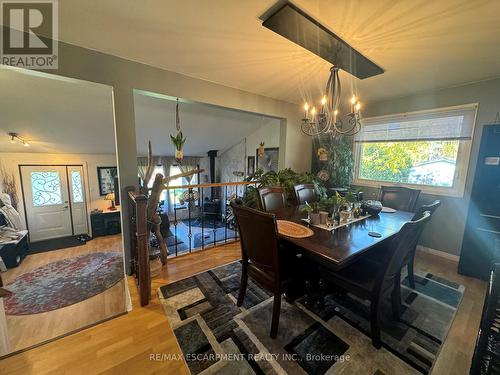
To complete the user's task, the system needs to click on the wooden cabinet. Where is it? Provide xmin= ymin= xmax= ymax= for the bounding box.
xmin=90 ymin=210 xmax=121 ymax=237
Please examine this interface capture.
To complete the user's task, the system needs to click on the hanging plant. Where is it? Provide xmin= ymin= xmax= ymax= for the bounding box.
xmin=170 ymin=131 xmax=187 ymax=163
xmin=170 ymin=98 xmax=187 ymax=163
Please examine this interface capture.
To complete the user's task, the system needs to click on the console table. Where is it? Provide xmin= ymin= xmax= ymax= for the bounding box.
xmin=90 ymin=209 xmax=121 ymax=237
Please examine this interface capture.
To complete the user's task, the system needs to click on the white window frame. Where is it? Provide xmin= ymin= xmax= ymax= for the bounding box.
xmin=353 ymin=104 xmax=478 ymax=198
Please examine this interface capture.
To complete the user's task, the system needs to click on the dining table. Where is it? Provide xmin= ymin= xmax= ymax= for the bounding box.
xmin=274 ymin=205 xmax=415 ymax=271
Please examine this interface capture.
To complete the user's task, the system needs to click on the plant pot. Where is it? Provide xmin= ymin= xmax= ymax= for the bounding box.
xmin=310 ymin=213 xmax=320 ymax=225
xmin=319 ymin=211 xmax=329 ymax=225
xmin=175 ymin=149 xmax=184 ymax=163
xmin=340 ymin=210 xmax=351 ymax=222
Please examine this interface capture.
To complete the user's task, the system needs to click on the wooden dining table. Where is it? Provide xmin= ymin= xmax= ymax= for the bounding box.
xmin=274 ymin=205 xmax=415 ymax=271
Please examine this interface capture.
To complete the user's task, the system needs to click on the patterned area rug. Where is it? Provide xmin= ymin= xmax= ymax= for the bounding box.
xmin=4 ymin=252 xmax=124 ymax=315
xmin=159 ymin=261 xmax=464 ymax=375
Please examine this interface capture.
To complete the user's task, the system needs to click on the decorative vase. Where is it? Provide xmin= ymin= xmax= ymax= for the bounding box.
xmin=340 ymin=210 xmax=351 ymax=222
xmin=310 ymin=213 xmax=320 ymax=225
xmin=319 ymin=211 xmax=329 ymax=225
xmin=175 ymin=149 xmax=183 ymax=163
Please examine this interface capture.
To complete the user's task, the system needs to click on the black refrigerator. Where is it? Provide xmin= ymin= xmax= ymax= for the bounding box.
xmin=458 ymin=123 xmax=500 ymax=280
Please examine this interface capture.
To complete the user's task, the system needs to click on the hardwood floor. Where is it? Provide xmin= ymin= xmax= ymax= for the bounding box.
xmin=2 ymin=235 xmax=127 ymax=352
xmin=415 ymin=251 xmax=486 ymax=374
xmin=0 ymin=242 xmax=485 ymax=375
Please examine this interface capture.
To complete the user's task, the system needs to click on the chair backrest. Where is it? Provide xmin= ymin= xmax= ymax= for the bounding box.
xmin=412 ymin=200 xmax=441 ymax=220
xmin=376 ymin=212 xmax=432 ymax=294
xmin=379 ymin=186 xmax=421 ymax=212
xmin=258 ymin=186 xmax=287 ymax=212
xmin=294 ymin=184 xmax=318 ymax=205
xmin=230 ymin=202 xmax=280 ymax=276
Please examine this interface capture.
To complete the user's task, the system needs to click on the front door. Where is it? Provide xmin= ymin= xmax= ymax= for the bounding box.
xmin=20 ymin=165 xmax=87 ymax=242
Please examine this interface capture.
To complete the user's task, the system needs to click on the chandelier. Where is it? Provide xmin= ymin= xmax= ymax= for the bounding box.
xmin=301 ymin=66 xmax=362 ymax=137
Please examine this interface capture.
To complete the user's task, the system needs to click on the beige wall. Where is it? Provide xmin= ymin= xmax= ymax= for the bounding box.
xmin=360 ymin=77 xmax=500 ymax=256
xmin=0 ymin=152 xmax=117 ymax=231
xmin=245 ymin=120 xmax=281 ymax=165
xmin=7 ymin=28 xmax=310 ymax=271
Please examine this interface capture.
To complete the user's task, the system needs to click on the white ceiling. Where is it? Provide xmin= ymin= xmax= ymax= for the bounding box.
xmin=134 ymin=92 xmax=279 ymax=156
xmin=0 ymin=68 xmax=116 ymax=154
xmin=53 ymin=0 xmax=500 ymax=105
xmin=0 ymin=68 xmax=278 ymax=156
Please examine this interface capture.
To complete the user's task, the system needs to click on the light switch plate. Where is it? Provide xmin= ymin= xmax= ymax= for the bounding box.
xmin=485 ymin=157 xmax=500 ymax=166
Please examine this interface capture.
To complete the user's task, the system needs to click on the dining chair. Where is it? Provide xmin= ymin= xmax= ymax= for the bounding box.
xmin=258 ymin=186 xmax=287 ymax=212
xmin=405 ymin=200 xmax=441 ymax=288
xmin=320 ymin=212 xmax=432 ymax=348
xmin=230 ymin=201 xmax=290 ymax=338
xmin=379 ymin=186 xmax=421 ymax=212
xmin=293 ymin=184 xmax=319 ymax=205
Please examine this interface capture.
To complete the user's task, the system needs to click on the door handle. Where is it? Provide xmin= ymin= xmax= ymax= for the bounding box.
xmin=63 ymin=205 xmax=69 ymax=209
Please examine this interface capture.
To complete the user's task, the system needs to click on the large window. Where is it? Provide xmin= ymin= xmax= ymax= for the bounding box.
xmin=168 ymin=165 xmax=198 ymax=207
xmin=354 ymin=104 xmax=477 ymax=197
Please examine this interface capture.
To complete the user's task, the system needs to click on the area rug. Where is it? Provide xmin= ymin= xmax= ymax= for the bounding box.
xmin=183 ymin=218 xmax=226 ymax=229
xmin=4 ymin=252 xmax=124 ymax=315
xmin=158 ymin=261 xmax=464 ymax=374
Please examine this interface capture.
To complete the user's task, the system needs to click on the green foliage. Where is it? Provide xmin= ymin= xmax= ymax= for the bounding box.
xmin=242 ymin=168 xmax=326 ymax=209
xmin=359 ymin=140 xmax=459 ymax=183
xmin=315 ymin=135 xmax=354 ymax=188
xmin=170 ymin=131 xmax=187 ymax=151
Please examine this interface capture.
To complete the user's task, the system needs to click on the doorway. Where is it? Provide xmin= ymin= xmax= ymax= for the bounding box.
xmin=20 ymin=165 xmax=89 ymax=242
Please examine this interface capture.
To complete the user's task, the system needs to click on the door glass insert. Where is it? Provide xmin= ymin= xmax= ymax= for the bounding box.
xmin=70 ymin=170 xmax=84 ymax=203
xmin=31 ymin=171 xmax=63 ymax=206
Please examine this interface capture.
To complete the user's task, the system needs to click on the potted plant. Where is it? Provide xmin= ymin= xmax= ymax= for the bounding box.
xmin=170 ymin=131 xmax=187 ymax=163
xmin=302 ymin=201 xmax=320 ymax=225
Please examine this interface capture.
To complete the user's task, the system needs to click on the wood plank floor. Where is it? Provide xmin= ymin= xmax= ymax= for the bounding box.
xmin=2 ymin=235 xmax=127 ymax=352
xmin=0 ymin=242 xmax=485 ymax=375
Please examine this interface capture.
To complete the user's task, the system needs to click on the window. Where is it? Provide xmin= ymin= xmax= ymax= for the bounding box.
xmin=70 ymin=170 xmax=84 ymax=203
xmin=168 ymin=165 xmax=198 ymax=207
xmin=353 ymin=104 xmax=477 ymax=197
xmin=31 ymin=171 xmax=63 ymax=206
xmin=148 ymin=165 xmax=167 ymax=202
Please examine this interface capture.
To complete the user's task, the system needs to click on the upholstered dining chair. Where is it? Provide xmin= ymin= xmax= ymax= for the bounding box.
xmin=379 ymin=186 xmax=421 ymax=212
xmin=320 ymin=212 xmax=431 ymax=348
xmin=405 ymin=200 xmax=441 ymax=288
xmin=231 ymin=202 xmax=290 ymax=338
xmin=293 ymin=184 xmax=319 ymax=205
xmin=258 ymin=186 xmax=287 ymax=212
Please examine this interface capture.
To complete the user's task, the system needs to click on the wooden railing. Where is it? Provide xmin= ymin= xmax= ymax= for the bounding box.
xmin=127 ymin=187 xmax=150 ymax=307
xmin=127 ymin=180 xmax=259 ymax=306
xmin=160 ymin=180 xmax=258 ymax=256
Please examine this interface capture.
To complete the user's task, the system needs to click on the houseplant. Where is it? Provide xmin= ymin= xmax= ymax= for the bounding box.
xmin=314 ymin=134 xmax=354 ymax=188
xmin=170 ymin=131 xmax=187 ymax=163
xmin=242 ymin=168 xmax=327 ymax=209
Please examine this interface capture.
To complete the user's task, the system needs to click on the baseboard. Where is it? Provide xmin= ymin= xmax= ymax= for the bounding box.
xmin=417 ymin=245 xmax=460 ymax=262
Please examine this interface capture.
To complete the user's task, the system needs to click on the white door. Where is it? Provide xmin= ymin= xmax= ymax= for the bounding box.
xmin=67 ymin=166 xmax=89 ymax=235
xmin=21 ymin=166 xmax=73 ymax=242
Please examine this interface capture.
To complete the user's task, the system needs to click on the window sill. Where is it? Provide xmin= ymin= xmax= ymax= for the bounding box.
xmin=352 ymin=178 xmax=465 ymax=198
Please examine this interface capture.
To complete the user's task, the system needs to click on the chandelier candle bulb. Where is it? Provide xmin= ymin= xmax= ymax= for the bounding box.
xmin=304 ymin=102 xmax=309 ymax=118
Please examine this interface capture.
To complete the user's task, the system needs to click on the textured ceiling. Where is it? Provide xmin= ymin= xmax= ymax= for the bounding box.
xmin=51 ymin=0 xmax=500 ymax=106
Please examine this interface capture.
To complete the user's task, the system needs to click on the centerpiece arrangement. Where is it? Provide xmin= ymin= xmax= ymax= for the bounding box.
xmin=302 ymin=191 xmax=361 ymax=227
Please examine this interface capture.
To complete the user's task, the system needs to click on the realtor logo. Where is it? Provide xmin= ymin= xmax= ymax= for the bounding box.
xmin=1 ymin=0 xmax=58 ymax=69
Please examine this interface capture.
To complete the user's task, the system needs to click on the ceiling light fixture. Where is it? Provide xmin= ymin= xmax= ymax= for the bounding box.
xmin=301 ymin=66 xmax=362 ymax=136
xmin=8 ymin=132 xmax=30 ymax=147
xmin=262 ymin=2 xmax=384 ymax=137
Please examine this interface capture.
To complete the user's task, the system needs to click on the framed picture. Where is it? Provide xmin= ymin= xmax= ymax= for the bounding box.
xmin=247 ymin=156 xmax=255 ymax=176
xmin=97 ymin=166 xmax=118 ymax=196
xmin=256 ymin=147 xmax=279 ymax=173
